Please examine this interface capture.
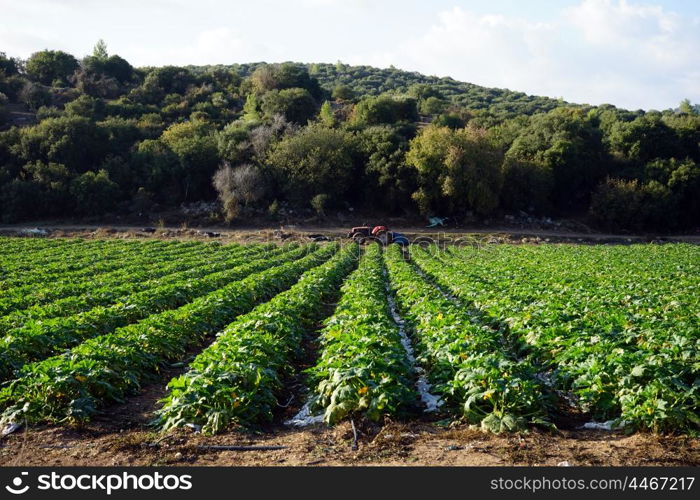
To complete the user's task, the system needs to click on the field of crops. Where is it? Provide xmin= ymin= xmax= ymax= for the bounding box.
xmin=0 ymin=237 xmax=697 ymax=439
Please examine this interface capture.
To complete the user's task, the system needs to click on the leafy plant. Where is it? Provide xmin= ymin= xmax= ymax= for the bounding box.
xmin=412 ymin=243 xmax=699 ymax=433
xmin=0 ymin=244 xmax=335 ymax=426
xmin=155 ymin=243 xmax=358 ymax=434
xmin=307 ymin=244 xmax=417 ymax=424
xmin=385 ymin=244 xmax=553 ymax=432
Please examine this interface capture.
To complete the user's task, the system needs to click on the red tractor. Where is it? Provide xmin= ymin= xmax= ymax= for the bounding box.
xmin=347 ymin=225 xmax=409 ymax=246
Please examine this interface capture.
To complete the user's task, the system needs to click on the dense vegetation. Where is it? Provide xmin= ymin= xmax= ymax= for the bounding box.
xmin=0 ymin=238 xmax=696 ymax=435
xmin=412 ymin=243 xmax=699 ymax=433
xmin=1 ymin=43 xmax=698 ymax=231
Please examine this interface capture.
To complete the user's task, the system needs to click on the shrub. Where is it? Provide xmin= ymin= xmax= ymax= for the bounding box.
xmin=589 ymin=178 xmax=677 ymax=231
xmin=311 ymin=193 xmax=329 ymax=216
xmin=212 ymin=163 xmax=267 ymax=221
xmin=19 ymin=82 xmax=51 ymax=111
xmin=69 ymin=170 xmax=120 ymax=215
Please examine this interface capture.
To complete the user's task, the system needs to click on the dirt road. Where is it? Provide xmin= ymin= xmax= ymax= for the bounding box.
xmin=1 ymin=223 xmax=698 ymax=244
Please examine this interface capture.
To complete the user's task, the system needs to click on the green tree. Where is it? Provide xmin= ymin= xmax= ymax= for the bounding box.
xmin=15 ymin=116 xmax=107 ymax=172
xmin=132 ymin=66 xmax=194 ymax=104
xmin=80 ymin=51 xmax=134 ymax=88
xmin=407 ymin=83 xmax=443 ymax=101
xmin=249 ymin=64 xmax=279 ymax=94
xmin=406 ymin=124 xmax=503 ymax=216
xmin=0 ymin=160 xmax=73 ymax=221
xmin=351 ymin=94 xmax=418 ymax=126
xmin=645 ymin=157 xmax=700 ymax=227
xmin=419 ymin=96 xmax=447 ymax=116
xmin=500 ymin=158 xmax=553 ymax=213
xmin=249 ymin=63 xmax=322 ymax=99
xmin=69 ymin=169 xmax=120 ymax=215
xmin=432 ymin=113 xmax=466 ymax=129
xmin=310 ymin=193 xmax=329 ymax=216
xmin=589 ymin=177 xmax=676 ymax=231
xmin=160 ymin=119 xmax=219 ymax=200
xmin=97 ymin=116 xmax=141 ymax=155
xmin=242 ymin=94 xmax=261 ymax=121
xmin=357 ymin=125 xmax=414 ymax=211
xmin=275 ymin=63 xmax=322 ymax=99
xmin=64 ymin=95 xmax=106 ymax=120
xmin=23 ymin=160 xmax=73 ymax=214
xmin=132 ymin=139 xmax=182 ymax=201
xmin=331 ymin=85 xmax=355 ymax=101
xmin=266 ymin=124 xmax=357 ymax=206
xmin=75 ymin=40 xmax=134 ymax=97
xmin=0 ymin=179 xmax=43 ymax=222
xmin=216 ymin=119 xmax=256 ymax=164
xmin=92 ymin=39 xmax=109 ymax=60
xmin=606 ymin=114 xmax=677 ymax=165
xmin=678 ymin=99 xmax=696 ymax=115
xmin=668 ymin=159 xmax=700 ymax=226
xmin=0 ymin=52 xmax=20 ymax=76
xmin=661 ymin=112 xmax=700 ymax=162
xmin=260 ymin=88 xmax=317 ymax=124
xmin=318 ymin=100 xmax=336 ymax=127
xmin=506 ymin=107 xmax=607 ymax=211
xmin=25 ymin=50 xmax=79 ymax=86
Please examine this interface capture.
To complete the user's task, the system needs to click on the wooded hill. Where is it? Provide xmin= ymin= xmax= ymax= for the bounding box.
xmin=1 ymin=44 xmax=698 ymax=231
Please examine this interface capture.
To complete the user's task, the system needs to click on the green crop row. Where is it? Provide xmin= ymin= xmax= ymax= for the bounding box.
xmin=155 ymin=243 xmax=358 ymax=434
xmin=0 ymin=244 xmax=303 ymax=381
xmin=386 ymin=245 xmax=553 ymax=433
xmin=0 ymin=238 xmax=97 ymax=269
xmin=0 ymin=244 xmax=335 ymax=426
xmin=0 ymin=244 xmax=258 ymax=333
xmin=0 ymin=237 xmax=81 ymax=258
xmin=1 ymin=239 xmax=158 ymax=279
xmin=414 ymin=244 xmax=699 ymax=433
xmin=0 ymin=241 xmax=236 ymax=317
xmin=307 ymin=244 xmax=416 ymax=424
xmin=0 ymin=239 xmax=180 ymax=290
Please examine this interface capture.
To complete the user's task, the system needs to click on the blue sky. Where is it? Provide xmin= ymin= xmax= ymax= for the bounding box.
xmin=1 ymin=0 xmax=699 ymax=110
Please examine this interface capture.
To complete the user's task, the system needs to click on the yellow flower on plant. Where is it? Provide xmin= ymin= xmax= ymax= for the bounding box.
xmin=483 ymin=391 xmax=493 ymax=400
xmin=358 ymin=386 xmax=369 ymax=395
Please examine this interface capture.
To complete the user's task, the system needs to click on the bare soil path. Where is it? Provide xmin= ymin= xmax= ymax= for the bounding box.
xmin=1 ymin=420 xmax=697 ymax=466
xmin=1 ymin=223 xmax=698 ymax=244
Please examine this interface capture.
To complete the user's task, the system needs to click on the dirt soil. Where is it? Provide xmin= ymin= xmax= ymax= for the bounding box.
xmin=1 ymin=223 xmax=698 ymax=245
xmin=1 ymin=369 xmax=697 ymax=467
xmin=2 ymin=420 xmax=698 ymax=467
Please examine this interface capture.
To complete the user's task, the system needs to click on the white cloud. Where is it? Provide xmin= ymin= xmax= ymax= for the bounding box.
xmin=567 ymin=0 xmax=677 ymax=46
xmin=127 ymin=28 xmax=273 ymax=66
xmin=356 ymin=0 xmax=700 ymax=110
xmin=1 ymin=0 xmax=697 ymax=109
xmin=0 ymin=29 xmax=62 ymax=56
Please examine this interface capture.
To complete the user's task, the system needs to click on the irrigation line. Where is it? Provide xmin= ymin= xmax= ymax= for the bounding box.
xmin=350 ymin=419 xmax=359 ymax=451
xmin=382 ymin=266 xmax=442 ymax=413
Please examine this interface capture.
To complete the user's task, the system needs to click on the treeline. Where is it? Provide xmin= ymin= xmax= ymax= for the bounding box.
xmin=195 ymin=62 xmax=567 ymax=120
xmin=0 ymin=43 xmax=698 ymax=231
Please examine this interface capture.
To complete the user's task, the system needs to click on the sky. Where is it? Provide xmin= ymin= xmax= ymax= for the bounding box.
xmin=1 ymin=0 xmax=699 ymax=110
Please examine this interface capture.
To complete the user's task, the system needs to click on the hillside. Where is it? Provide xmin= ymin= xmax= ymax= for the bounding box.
xmin=191 ymin=62 xmax=569 ymax=118
xmin=1 ymin=47 xmax=698 ymax=231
